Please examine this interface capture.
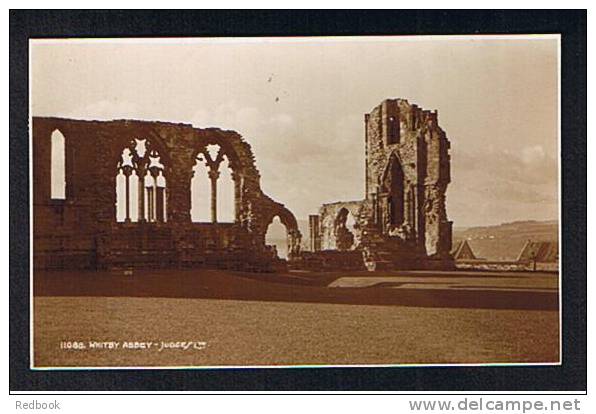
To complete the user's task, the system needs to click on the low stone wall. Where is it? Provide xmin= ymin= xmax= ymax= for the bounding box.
xmin=455 ymin=260 xmax=558 ymax=272
xmin=35 ymin=221 xmax=288 ymax=273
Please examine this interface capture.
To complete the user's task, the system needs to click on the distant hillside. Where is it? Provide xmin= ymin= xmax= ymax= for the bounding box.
xmin=453 ymin=220 xmax=558 ymax=261
xmin=267 ymin=218 xmax=558 ymax=262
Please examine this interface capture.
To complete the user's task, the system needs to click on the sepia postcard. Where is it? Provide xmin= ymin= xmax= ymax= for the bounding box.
xmin=29 ymin=34 xmax=562 ymax=370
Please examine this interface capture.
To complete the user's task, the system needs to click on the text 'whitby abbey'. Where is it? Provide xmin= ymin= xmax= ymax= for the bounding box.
xmin=33 ymin=98 xmax=454 ymax=273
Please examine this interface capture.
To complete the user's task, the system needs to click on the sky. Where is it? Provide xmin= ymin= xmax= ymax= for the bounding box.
xmin=31 ymin=36 xmax=559 ymax=228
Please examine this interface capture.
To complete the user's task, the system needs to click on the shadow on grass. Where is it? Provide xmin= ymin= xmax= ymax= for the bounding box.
xmin=34 ymin=269 xmax=559 ymax=311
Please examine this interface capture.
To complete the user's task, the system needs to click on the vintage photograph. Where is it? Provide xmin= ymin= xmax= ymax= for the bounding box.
xmin=30 ymin=35 xmax=560 ymax=368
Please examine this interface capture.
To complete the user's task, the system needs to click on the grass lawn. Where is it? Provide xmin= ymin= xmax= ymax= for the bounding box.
xmin=34 ymin=295 xmax=559 ymax=367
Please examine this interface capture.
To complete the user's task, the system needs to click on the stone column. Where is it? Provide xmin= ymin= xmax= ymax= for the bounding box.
xmin=146 ymin=186 xmax=154 ymax=222
xmin=371 ymin=192 xmax=378 ymax=225
xmin=208 ymin=169 xmax=220 ymax=223
xmin=137 ymin=167 xmax=145 ymax=222
xmin=232 ymin=171 xmax=242 ymax=223
xmin=288 ymin=229 xmax=302 ymax=258
xmin=424 ymin=185 xmax=441 ymax=256
xmin=124 ymin=167 xmax=131 ymax=222
xmin=309 ymin=215 xmax=321 ymax=252
xmin=416 ymin=184 xmax=425 ymax=250
xmin=165 ymin=167 xmax=192 ymax=224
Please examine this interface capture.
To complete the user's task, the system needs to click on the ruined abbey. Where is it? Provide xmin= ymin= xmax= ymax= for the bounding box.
xmin=304 ymin=99 xmax=454 ymax=270
xmin=33 ymin=98 xmax=453 ymax=272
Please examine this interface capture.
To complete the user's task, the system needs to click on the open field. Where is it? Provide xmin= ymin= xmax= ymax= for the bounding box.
xmin=33 ymin=269 xmax=560 ymax=367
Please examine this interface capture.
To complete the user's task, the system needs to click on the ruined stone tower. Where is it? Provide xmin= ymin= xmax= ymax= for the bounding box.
xmin=307 ymin=99 xmax=454 ymax=270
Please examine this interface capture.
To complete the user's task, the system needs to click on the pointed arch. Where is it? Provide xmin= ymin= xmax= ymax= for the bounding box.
xmin=334 ymin=207 xmax=356 ymax=251
xmin=265 ymin=216 xmax=288 ymax=258
xmin=191 ymin=158 xmax=211 ymax=222
xmin=263 ymin=205 xmax=302 ymax=258
xmin=50 ymin=129 xmax=66 ymax=199
xmin=115 ymin=137 xmax=167 ymax=223
xmin=382 ymin=153 xmax=405 ymax=227
xmin=190 ymin=143 xmax=238 ymax=223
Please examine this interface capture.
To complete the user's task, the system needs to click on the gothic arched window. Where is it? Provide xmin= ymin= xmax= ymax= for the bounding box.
xmin=51 ymin=129 xmax=66 ymax=200
xmin=190 ymin=144 xmax=236 ymax=223
xmin=115 ymin=138 xmax=167 ymax=223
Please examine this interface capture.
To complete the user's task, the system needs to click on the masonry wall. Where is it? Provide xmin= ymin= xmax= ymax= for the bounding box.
xmin=308 ymin=98 xmax=453 ymax=270
xmin=317 ymin=200 xmax=364 ymax=251
xmin=33 ymin=117 xmax=300 ymax=271
xmin=364 ymin=99 xmax=452 ymax=258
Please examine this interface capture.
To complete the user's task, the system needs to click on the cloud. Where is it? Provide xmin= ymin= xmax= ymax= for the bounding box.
xmin=63 ymin=100 xmax=143 ymax=121
xmin=521 ymin=145 xmax=546 ymax=164
xmin=453 ymin=145 xmax=557 ymax=188
xmin=188 ymin=102 xmax=366 ymax=217
xmin=449 ymin=145 xmax=558 ymax=226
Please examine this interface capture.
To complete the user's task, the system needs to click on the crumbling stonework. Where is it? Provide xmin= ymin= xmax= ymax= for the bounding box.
xmin=318 ymin=201 xmax=363 ymax=251
xmin=34 ymin=98 xmax=452 ymax=273
xmin=33 ymin=117 xmax=301 ymax=272
xmin=309 ymin=99 xmax=454 ymax=270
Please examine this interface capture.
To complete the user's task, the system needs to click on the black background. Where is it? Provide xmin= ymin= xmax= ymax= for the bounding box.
xmin=9 ymin=10 xmax=587 ymax=392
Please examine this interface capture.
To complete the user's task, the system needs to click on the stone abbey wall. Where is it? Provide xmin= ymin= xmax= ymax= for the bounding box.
xmin=34 ymin=97 xmax=453 ymax=273
xmin=33 ymin=117 xmax=300 ymax=272
xmin=309 ymin=99 xmax=454 ymax=270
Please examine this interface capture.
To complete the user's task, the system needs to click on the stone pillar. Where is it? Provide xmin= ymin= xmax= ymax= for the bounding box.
xmin=146 ymin=186 xmax=154 ymax=222
xmin=288 ymin=229 xmax=302 ymax=258
xmin=379 ymin=193 xmax=389 ymax=234
xmin=424 ymin=184 xmax=449 ymax=256
xmin=232 ymin=171 xmax=242 ymax=223
xmin=208 ymin=169 xmax=220 ymax=223
xmin=371 ymin=192 xmax=378 ymax=225
xmin=406 ymin=186 xmax=416 ymax=233
xmin=137 ymin=167 xmax=145 ymax=222
xmin=166 ymin=168 xmax=192 ymax=224
xmin=309 ymin=215 xmax=321 ymax=252
xmin=416 ymin=184 xmax=426 ymax=250
xmin=149 ymin=170 xmax=159 ymax=222
xmin=124 ymin=167 xmax=131 ymax=222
